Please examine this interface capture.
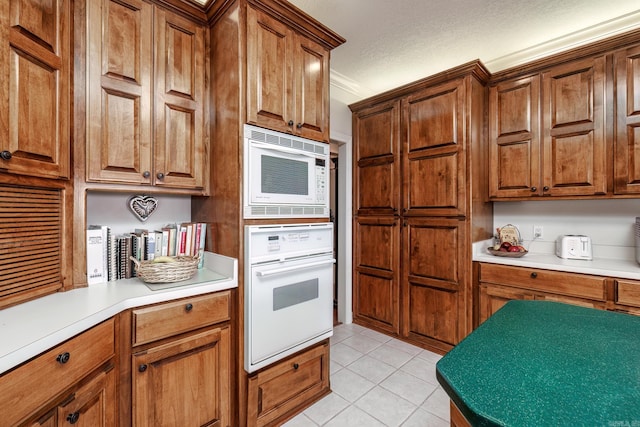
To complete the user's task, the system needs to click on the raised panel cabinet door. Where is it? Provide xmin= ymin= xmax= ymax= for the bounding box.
xmin=478 ymin=284 xmax=534 ymax=325
xmin=86 ymin=0 xmax=153 ymax=184
xmin=488 ymin=76 xmax=541 ymax=198
xmin=541 ymin=56 xmax=607 ymax=196
xmin=614 ymin=45 xmax=640 ymax=195
xmin=353 ymin=216 xmax=400 ymax=334
xmin=293 ymin=34 xmax=330 ymax=142
xmin=0 ymin=0 xmax=70 ymax=179
xmin=246 ymin=6 xmax=294 ymax=135
xmin=153 ymin=8 xmax=206 ymax=189
xmin=132 ymin=326 xmax=230 ymax=427
xmin=401 ymin=217 xmax=467 ymax=351
xmin=402 ymin=79 xmax=466 ymax=216
xmin=55 ymin=367 xmax=116 ymax=427
xmin=353 ymin=100 xmax=401 ymax=215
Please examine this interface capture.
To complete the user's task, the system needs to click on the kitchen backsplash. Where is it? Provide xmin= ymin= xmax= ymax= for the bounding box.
xmin=86 ymin=192 xmax=191 ymax=235
xmin=493 ymin=199 xmax=640 ymax=260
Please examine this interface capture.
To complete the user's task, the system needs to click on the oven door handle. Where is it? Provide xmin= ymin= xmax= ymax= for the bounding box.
xmin=255 ymin=259 xmax=335 ymax=277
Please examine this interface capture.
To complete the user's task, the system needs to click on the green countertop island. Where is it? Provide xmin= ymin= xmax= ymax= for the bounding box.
xmin=436 ymin=300 xmax=640 ymax=426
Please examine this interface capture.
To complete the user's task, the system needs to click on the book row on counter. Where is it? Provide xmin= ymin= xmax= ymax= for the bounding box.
xmin=86 ymin=223 xmax=207 ymax=285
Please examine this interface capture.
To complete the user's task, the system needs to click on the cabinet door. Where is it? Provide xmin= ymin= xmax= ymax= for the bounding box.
xmin=293 ymin=34 xmax=330 ymax=142
xmin=541 ymin=56 xmax=607 ymax=196
xmin=86 ymin=0 xmax=153 ymax=184
xmin=153 ymin=8 xmax=206 ymax=189
xmin=132 ymin=326 xmax=230 ymax=427
xmin=353 ymin=216 xmax=400 ymax=334
xmin=401 ymin=217 xmax=467 ymax=350
xmin=246 ymin=6 xmax=294 ymax=135
xmin=488 ymin=76 xmax=541 ymax=198
xmin=353 ymin=100 xmax=401 ymax=215
xmin=478 ymin=284 xmax=534 ymax=325
xmin=614 ymin=45 xmax=640 ymax=195
xmin=55 ymin=367 xmax=116 ymax=427
xmin=0 ymin=0 xmax=70 ymax=179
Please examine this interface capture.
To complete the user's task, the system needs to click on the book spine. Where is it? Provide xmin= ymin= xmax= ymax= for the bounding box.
xmin=108 ymin=231 xmax=117 ymax=282
xmin=86 ymin=226 xmax=106 ymax=284
xmin=161 ymin=229 xmax=170 ymax=256
xmin=197 ymin=223 xmax=206 ymax=269
xmin=146 ymin=231 xmax=156 ymax=260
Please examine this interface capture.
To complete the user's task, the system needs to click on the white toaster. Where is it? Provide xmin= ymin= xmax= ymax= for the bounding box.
xmin=556 ymin=235 xmax=593 ymax=260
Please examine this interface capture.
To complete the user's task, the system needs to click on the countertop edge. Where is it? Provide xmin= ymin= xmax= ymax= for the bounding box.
xmin=0 ymin=252 xmax=238 ymax=375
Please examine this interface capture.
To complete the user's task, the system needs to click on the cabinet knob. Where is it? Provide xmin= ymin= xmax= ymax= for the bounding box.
xmin=156 ymin=172 xmax=165 ymax=180
xmin=56 ymin=352 xmax=71 ymax=364
xmin=296 ymin=123 xmax=302 ymax=129
xmin=142 ymin=171 xmax=150 ymax=178
xmin=293 ymin=363 xmax=299 ymax=370
xmin=543 ymin=186 xmax=549 ymax=191
xmin=66 ymin=412 xmax=80 ymax=424
xmin=185 ymin=303 xmax=193 ymax=312
xmin=0 ymin=150 xmax=12 ymax=160
xmin=138 ymin=364 xmax=148 ymax=372
xmin=530 ymin=187 xmax=537 ymax=192
xmin=530 ymin=272 xmax=537 ymax=278
xmin=288 ymin=120 xmax=294 ymax=126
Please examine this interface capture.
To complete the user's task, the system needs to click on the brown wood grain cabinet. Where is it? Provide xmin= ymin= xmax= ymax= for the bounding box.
xmin=350 ymin=62 xmax=493 ymax=353
xmin=128 ymin=292 xmax=231 ymax=427
xmin=86 ymin=0 xmax=206 ymax=190
xmin=247 ymin=6 xmax=331 ymax=142
xmin=489 ymin=56 xmax=607 ymax=199
xmin=0 ymin=319 xmax=116 ymax=426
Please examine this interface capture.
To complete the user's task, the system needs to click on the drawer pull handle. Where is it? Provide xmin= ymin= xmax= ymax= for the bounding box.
xmin=185 ymin=303 xmax=193 ymax=312
xmin=293 ymin=363 xmax=299 ymax=370
xmin=66 ymin=412 xmax=80 ymax=424
xmin=139 ymin=364 xmax=148 ymax=372
xmin=531 ymin=272 xmax=537 ymax=278
xmin=56 ymin=352 xmax=71 ymax=364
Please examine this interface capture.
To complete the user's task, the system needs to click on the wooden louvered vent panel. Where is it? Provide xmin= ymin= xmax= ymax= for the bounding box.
xmin=0 ymin=186 xmax=62 ymax=308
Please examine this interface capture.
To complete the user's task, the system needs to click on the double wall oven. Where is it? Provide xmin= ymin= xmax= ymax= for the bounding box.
xmin=244 ymin=223 xmax=335 ymax=373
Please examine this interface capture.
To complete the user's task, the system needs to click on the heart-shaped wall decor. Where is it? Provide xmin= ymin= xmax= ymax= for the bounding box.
xmin=128 ymin=195 xmax=158 ymax=222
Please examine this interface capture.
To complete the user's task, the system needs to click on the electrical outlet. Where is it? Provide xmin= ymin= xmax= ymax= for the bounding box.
xmin=533 ymin=225 xmax=543 ymax=239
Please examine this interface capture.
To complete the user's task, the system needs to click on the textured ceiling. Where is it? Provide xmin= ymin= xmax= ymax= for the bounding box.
xmin=287 ymin=0 xmax=640 ymax=103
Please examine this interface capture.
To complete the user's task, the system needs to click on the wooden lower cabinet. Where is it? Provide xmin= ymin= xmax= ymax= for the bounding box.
xmin=247 ymin=340 xmax=330 ymax=427
xmin=450 ymin=401 xmax=472 ymax=427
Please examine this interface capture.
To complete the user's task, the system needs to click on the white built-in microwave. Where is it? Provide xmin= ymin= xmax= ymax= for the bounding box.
xmin=243 ymin=124 xmax=329 ymax=219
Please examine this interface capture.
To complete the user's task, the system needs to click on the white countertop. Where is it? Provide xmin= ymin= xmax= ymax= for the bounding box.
xmin=473 ymin=239 xmax=640 ymax=280
xmin=0 ymin=252 xmax=238 ymax=375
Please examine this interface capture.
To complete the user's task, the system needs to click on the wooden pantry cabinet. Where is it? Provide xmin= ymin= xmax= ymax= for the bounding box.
xmin=488 ymin=56 xmax=606 ymax=199
xmin=350 ymin=62 xmax=493 ymax=353
xmin=247 ymin=5 xmax=332 ymax=142
xmin=85 ymin=0 xmax=207 ymax=190
xmin=123 ymin=291 xmax=232 ymax=427
xmin=0 ymin=319 xmax=116 ymax=426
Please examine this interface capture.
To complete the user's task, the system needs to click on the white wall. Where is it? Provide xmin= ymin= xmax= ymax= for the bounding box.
xmin=493 ymin=199 xmax=640 ymax=260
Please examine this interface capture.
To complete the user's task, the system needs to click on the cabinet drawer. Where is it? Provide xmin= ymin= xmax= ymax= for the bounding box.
xmin=133 ymin=291 xmax=230 ymax=346
xmin=616 ymin=280 xmax=640 ymax=308
xmin=480 ymin=263 xmax=606 ymax=301
xmin=0 ymin=318 xmax=115 ymax=426
xmin=248 ymin=341 xmax=330 ymax=427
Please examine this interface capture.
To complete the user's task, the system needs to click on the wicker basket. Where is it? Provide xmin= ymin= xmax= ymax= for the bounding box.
xmin=130 ymin=256 xmax=199 ymax=283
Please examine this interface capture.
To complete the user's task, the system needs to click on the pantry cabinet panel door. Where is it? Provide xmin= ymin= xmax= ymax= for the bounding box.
xmin=353 ymin=100 xmax=401 ymax=215
xmin=403 ymin=80 xmax=466 ymax=216
xmin=615 ymin=45 xmax=640 ymax=194
xmin=542 ymin=57 xmax=606 ymax=196
xmin=153 ymin=9 xmax=205 ymax=189
xmin=488 ymin=76 xmax=541 ymax=198
xmin=0 ymin=0 xmax=70 ymax=179
xmin=86 ymin=0 xmax=153 ymax=184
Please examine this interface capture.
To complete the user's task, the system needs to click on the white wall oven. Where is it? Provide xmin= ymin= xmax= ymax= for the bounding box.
xmin=243 ymin=124 xmax=329 ymax=219
xmin=245 ymin=223 xmax=334 ymax=373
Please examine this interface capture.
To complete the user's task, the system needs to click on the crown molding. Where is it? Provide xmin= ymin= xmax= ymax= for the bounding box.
xmin=330 ymin=69 xmax=375 ymax=100
xmin=485 ymin=10 xmax=640 ymax=72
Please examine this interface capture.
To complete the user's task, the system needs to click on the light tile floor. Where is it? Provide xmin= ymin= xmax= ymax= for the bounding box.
xmin=282 ymin=323 xmax=450 ymax=427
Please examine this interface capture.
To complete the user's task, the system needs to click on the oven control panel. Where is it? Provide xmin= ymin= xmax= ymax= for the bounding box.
xmin=246 ymin=223 xmax=334 ymax=263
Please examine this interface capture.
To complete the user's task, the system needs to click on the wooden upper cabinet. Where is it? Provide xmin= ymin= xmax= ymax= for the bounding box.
xmin=615 ymin=44 xmax=640 ymax=195
xmin=86 ymin=0 xmax=206 ymax=190
xmin=247 ymin=6 xmax=330 ymax=142
xmin=0 ymin=0 xmax=70 ymax=180
xmin=489 ymin=56 xmax=607 ymax=199
xmin=489 ymin=76 xmax=541 ymax=198
xmin=352 ymin=100 xmax=401 ymax=215
xmin=402 ymin=79 xmax=467 ymax=216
